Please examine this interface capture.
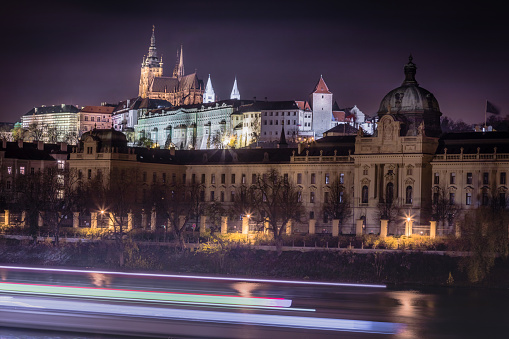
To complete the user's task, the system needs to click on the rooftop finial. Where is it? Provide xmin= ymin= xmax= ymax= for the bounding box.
xmin=403 ymin=55 xmax=418 ymax=86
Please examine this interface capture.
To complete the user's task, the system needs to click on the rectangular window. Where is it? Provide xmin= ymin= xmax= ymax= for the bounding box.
xmin=241 ymin=174 xmax=246 ymax=184
xmin=221 ymin=174 xmax=226 ymax=184
xmin=210 ymin=191 xmax=215 ymax=201
xmin=88 ymin=169 xmax=92 ymax=179
xmin=192 ymin=173 xmax=196 ymax=184
xmin=433 ymin=192 xmax=439 ymax=204
xmin=297 ymin=173 xmax=302 ymax=184
xmin=252 ymin=173 xmax=257 ymax=184
xmin=200 ymin=190 xmax=205 ymax=202
xmin=6 ymin=181 xmax=11 ymax=190
xmin=449 ymin=193 xmax=455 ymax=205
xmin=324 ymin=191 xmax=329 ymax=203
xmin=20 ymin=166 xmax=25 ymax=175
xmin=466 ymin=192 xmax=472 ymax=205
xmin=483 ymin=172 xmax=489 ymax=185
xmin=434 ymin=173 xmax=440 ymax=185
xmin=500 ymin=193 xmax=506 ymax=208
xmin=231 ymin=174 xmax=235 ymax=184
xmin=340 ymin=173 xmax=345 ymax=184
xmin=211 ymin=174 xmax=216 ymax=184
xmin=325 ymin=173 xmax=330 ymax=185
xmin=172 ymin=173 xmax=176 ymax=184
xmin=153 ymin=172 xmax=157 ymax=183
xmin=310 ymin=192 xmax=315 ymax=203
xmin=283 ymin=173 xmax=288 ymax=183
xmin=450 ymin=172 xmax=456 ymax=185
xmin=311 ymin=173 xmax=316 ymax=184
xmin=220 ymin=191 xmax=225 ymax=202
xmin=7 ymin=166 xmax=12 ymax=175
xmin=230 ymin=191 xmax=235 ymax=202
xmin=482 ymin=192 xmax=489 ymax=206
xmin=466 ymin=172 xmax=473 ymax=185
xmin=162 ymin=173 xmax=166 ymax=184
xmin=182 ymin=174 xmax=186 ymax=183
xmin=201 ymin=174 xmax=206 ymax=184
xmin=501 ymin=172 xmax=506 ymax=185
xmin=309 ymin=211 xmax=315 ymax=220
xmin=57 ymin=160 xmax=65 ymax=170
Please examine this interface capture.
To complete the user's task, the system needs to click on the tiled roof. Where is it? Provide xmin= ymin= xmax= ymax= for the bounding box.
xmin=25 ymin=105 xmax=80 ymax=116
xmin=436 ymin=131 xmax=509 ymax=154
xmin=151 ymin=77 xmax=179 ymax=93
xmin=312 ymin=76 xmax=332 ymax=94
xmin=80 ymin=106 xmax=115 ymax=114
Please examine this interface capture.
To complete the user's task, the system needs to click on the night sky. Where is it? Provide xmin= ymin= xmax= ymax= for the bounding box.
xmin=1 ymin=0 xmax=507 ymax=124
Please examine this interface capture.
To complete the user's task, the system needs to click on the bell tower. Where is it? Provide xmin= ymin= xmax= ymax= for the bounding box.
xmin=139 ymin=26 xmax=163 ymax=98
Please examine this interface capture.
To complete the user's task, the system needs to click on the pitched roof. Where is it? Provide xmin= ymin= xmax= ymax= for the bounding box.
xmin=80 ymin=106 xmax=115 ymax=114
xmin=295 ymin=100 xmax=311 ymax=111
xmin=150 ymin=76 xmax=179 ymax=93
xmin=312 ymin=76 xmax=332 ymax=94
xmin=25 ymin=104 xmax=80 ymax=116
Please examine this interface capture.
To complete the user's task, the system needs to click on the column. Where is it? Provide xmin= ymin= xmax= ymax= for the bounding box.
xmin=308 ymin=219 xmax=316 ymax=234
xmin=407 ymin=220 xmax=413 ymax=236
xmin=429 ymin=220 xmax=437 ymax=239
xmin=127 ymin=212 xmax=134 ymax=231
xmin=38 ymin=212 xmax=44 ymax=227
xmin=264 ymin=219 xmax=270 ymax=234
xmin=332 ymin=219 xmax=340 ymax=237
xmin=455 ymin=222 xmax=461 ymax=238
xmin=91 ymin=212 xmax=98 ymax=229
xmin=4 ymin=210 xmax=9 ymax=226
xmin=200 ymin=215 xmax=207 ymax=235
xmin=286 ymin=219 xmax=292 ymax=235
xmin=355 ymin=219 xmax=363 ymax=236
xmin=141 ymin=209 xmax=148 ymax=229
xmin=242 ymin=215 xmax=249 ymax=235
xmin=150 ymin=206 xmax=157 ymax=231
xmin=380 ymin=219 xmax=388 ymax=238
xmin=73 ymin=212 xmax=80 ymax=229
xmin=21 ymin=211 xmax=27 ymax=228
xmin=221 ymin=216 xmax=228 ymax=234
xmin=108 ymin=213 xmax=115 ymax=230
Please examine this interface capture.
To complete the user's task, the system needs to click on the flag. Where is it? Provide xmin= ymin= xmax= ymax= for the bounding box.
xmin=486 ymin=101 xmax=501 ymax=115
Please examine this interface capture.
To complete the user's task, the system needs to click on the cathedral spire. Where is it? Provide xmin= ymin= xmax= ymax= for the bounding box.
xmin=203 ymin=74 xmax=216 ymax=103
xmin=230 ymin=77 xmax=240 ymax=100
xmin=173 ymin=45 xmax=185 ymax=80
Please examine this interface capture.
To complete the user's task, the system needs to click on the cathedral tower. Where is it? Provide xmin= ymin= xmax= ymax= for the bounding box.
xmin=139 ymin=26 xmax=163 ymax=98
xmin=230 ymin=77 xmax=240 ymax=100
xmin=203 ymin=74 xmax=216 ymax=103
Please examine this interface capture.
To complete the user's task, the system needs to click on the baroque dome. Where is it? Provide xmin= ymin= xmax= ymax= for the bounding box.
xmin=377 ymin=56 xmax=442 ymax=137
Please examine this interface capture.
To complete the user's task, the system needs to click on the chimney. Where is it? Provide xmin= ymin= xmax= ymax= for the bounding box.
xmin=37 ymin=140 xmax=44 ymax=150
xmin=60 ymin=142 xmax=67 ymax=152
xmin=18 ymin=139 xmax=23 ymax=148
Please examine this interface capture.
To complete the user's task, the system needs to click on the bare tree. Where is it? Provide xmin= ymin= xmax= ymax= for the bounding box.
xmin=322 ymin=177 xmax=351 ymax=226
xmin=27 ymin=122 xmax=44 ymax=142
xmin=151 ymin=179 xmax=203 ymax=249
xmin=431 ymin=186 xmax=459 ymax=231
xmin=237 ymin=169 xmax=303 ymax=254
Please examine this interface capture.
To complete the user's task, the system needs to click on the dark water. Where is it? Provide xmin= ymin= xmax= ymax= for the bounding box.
xmin=1 ymin=266 xmax=508 ymax=338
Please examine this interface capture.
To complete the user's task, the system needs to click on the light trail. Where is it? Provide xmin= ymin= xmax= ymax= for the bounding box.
xmin=0 ymin=282 xmax=292 ymax=308
xmin=0 ymin=265 xmax=386 ymax=288
xmin=0 ymin=296 xmax=405 ymax=334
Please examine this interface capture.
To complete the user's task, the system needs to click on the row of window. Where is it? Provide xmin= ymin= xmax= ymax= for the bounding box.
xmin=263 ymin=111 xmax=298 ymax=117
xmin=434 ymin=172 xmax=506 ymax=185
xmin=263 ymin=120 xmax=297 ymax=126
xmin=360 ymin=184 xmax=414 ymax=205
xmin=138 ymin=171 xmax=346 ymax=186
xmin=438 ymin=192 xmax=506 ymax=207
xmin=83 ymin=115 xmax=109 ymax=122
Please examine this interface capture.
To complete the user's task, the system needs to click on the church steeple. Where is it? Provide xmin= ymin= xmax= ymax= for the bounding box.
xmin=203 ymin=74 xmax=216 ymax=103
xmin=230 ymin=77 xmax=240 ymax=100
xmin=139 ymin=26 xmax=163 ymax=98
xmin=278 ymin=122 xmax=288 ymax=148
xmin=173 ymin=45 xmax=185 ymax=80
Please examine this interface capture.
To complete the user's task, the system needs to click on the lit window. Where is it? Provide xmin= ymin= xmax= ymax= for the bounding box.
xmin=7 ymin=166 xmax=12 ymax=175
xmin=325 ymin=173 xmax=329 ymax=185
xmin=20 ymin=166 xmax=25 ymax=175
xmin=466 ymin=193 xmax=472 ymax=205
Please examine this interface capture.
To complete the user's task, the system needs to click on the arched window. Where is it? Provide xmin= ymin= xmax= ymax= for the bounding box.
xmin=362 ymin=185 xmax=369 ymax=204
xmin=406 ymin=186 xmax=413 ymax=204
xmin=386 ymin=183 xmax=394 ymax=204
